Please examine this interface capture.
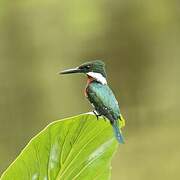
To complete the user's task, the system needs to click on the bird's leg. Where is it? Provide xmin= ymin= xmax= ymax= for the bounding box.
xmin=93 ymin=110 xmax=101 ymax=120
xmin=93 ymin=111 xmax=108 ymax=122
xmin=110 ymin=119 xmax=114 ymax=125
xmin=102 ymin=116 xmax=107 ymax=122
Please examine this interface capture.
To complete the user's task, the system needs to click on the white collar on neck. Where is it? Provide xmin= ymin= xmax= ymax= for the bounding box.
xmin=87 ymin=72 xmax=107 ymax=85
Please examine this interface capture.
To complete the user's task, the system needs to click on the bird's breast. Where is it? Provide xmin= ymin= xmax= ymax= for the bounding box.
xmin=84 ymin=76 xmax=94 ymax=97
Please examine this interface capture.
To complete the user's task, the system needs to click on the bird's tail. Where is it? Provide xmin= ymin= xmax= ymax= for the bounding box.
xmin=112 ymin=119 xmax=125 ymax=144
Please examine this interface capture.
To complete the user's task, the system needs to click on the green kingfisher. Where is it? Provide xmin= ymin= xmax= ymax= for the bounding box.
xmin=60 ymin=60 xmax=125 ymax=144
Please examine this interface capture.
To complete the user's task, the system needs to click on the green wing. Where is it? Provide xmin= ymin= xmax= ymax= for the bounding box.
xmin=87 ymin=82 xmax=125 ymax=144
xmin=87 ymin=82 xmax=121 ymax=121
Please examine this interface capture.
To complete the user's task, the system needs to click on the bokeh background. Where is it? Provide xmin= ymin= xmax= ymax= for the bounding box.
xmin=0 ymin=0 xmax=180 ymax=179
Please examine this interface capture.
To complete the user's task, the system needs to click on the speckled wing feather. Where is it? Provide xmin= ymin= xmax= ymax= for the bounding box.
xmin=86 ymin=82 xmax=125 ymax=144
xmin=86 ymin=82 xmax=121 ymax=122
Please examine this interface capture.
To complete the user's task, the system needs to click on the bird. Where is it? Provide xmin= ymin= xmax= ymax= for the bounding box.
xmin=60 ymin=60 xmax=125 ymax=144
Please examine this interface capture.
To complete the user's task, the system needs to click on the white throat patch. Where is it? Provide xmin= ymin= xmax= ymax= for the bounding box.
xmin=87 ymin=72 xmax=107 ymax=85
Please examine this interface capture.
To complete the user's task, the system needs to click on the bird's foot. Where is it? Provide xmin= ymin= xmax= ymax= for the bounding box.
xmin=103 ymin=116 xmax=107 ymax=122
xmin=93 ymin=110 xmax=101 ymax=120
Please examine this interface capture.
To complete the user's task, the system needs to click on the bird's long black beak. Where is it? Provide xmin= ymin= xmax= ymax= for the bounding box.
xmin=59 ymin=67 xmax=82 ymax=75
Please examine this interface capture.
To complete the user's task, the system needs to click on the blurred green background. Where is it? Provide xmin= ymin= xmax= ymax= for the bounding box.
xmin=0 ymin=0 xmax=179 ymax=179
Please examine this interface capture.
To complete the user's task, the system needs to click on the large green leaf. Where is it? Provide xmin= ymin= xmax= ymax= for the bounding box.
xmin=1 ymin=113 xmax=118 ymax=180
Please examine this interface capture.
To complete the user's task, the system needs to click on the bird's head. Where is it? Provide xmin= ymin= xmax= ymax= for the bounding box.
xmin=60 ymin=60 xmax=107 ymax=84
